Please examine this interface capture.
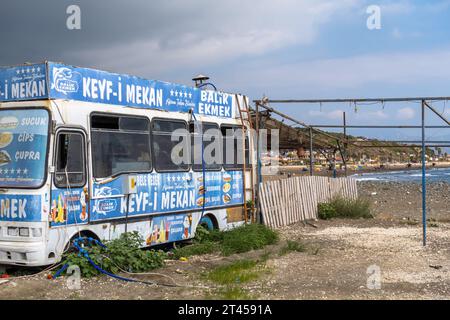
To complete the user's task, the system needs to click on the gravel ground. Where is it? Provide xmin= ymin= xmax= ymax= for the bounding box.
xmin=1 ymin=182 xmax=449 ymax=300
xmin=359 ymin=181 xmax=450 ymax=221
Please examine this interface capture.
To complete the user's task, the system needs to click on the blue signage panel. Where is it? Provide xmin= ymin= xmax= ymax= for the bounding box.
xmin=0 ymin=194 xmax=42 ymax=222
xmin=47 ymin=62 xmax=234 ymax=118
xmin=0 ymin=64 xmax=47 ymax=102
xmin=90 ymin=171 xmax=243 ymax=222
xmin=0 ymin=109 xmax=50 ymax=188
xmin=1 ymin=62 xmax=235 ymax=118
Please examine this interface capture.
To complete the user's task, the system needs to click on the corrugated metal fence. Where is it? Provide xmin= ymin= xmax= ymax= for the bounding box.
xmin=259 ymin=176 xmax=358 ymax=228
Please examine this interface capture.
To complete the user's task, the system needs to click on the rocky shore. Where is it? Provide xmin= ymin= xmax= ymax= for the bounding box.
xmin=359 ymin=181 xmax=450 ymax=222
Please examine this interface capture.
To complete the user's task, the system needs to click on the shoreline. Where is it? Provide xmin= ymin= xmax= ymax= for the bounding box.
xmin=274 ymin=162 xmax=450 ymax=178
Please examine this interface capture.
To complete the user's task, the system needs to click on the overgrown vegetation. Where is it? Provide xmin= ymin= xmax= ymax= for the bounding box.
xmin=318 ymin=196 xmax=372 ymax=220
xmin=62 ymin=232 xmax=166 ymax=277
xmin=279 ymin=240 xmax=306 ymax=256
xmin=173 ymin=224 xmax=279 ymax=259
xmin=60 ymin=223 xmax=277 ymax=278
xmin=206 ymin=260 xmax=259 ymax=285
xmin=196 ymin=225 xmax=279 ymax=300
xmin=205 ymin=257 xmax=270 ymax=300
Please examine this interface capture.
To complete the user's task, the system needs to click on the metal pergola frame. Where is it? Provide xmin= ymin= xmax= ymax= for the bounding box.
xmin=253 ymin=97 xmax=450 ymax=246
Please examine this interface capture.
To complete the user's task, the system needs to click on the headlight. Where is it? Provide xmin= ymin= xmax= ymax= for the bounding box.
xmin=19 ymin=227 xmax=30 ymax=237
xmin=32 ymin=228 xmax=42 ymax=237
xmin=6 ymin=227 xmax=41 ymax=237
xmin=7 ymin=227 xmax=19 ymax=236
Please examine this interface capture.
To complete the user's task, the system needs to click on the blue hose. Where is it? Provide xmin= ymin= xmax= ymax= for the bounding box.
xmin=52 ymin=263 xmax=69 ymax=279
xmin=86 ymin=256 xmax=135 ymax=282
xmin=54 ymin=237 xmax=147 ymax=284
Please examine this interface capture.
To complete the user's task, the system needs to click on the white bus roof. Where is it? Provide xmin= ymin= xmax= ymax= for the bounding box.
xmin=0 ymin=61 xmax=246 ymax=119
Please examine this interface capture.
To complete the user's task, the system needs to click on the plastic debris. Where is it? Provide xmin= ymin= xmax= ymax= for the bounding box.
xmin=0 ymin=279 xmax=9 ymax=286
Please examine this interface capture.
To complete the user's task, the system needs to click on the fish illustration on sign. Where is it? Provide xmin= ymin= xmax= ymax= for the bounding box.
xmin=51 ymin=67 xmax=81 ymax=95
xmin=92 ymin=186 xmax=120 ymax=215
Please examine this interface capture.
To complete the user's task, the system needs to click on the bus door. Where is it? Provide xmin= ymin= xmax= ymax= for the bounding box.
xmin=50 ymin=128 xmax=89 ymax=227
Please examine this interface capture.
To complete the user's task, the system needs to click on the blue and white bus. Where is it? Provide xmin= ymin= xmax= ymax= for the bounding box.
xmin=0 ymin=62 xmax=255 ymax=267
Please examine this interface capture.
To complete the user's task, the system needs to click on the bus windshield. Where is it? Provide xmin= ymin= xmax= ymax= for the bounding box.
xmin=0 ymin=108 xmax=49 ymax=188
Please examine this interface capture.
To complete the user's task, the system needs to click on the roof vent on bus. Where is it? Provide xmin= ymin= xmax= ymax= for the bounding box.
xmin=192 ymin=74 xmax=210 ymax=88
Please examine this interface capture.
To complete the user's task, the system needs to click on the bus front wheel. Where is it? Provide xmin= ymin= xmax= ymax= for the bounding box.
xmin=199 ymin=215 xmax=216 ymax=231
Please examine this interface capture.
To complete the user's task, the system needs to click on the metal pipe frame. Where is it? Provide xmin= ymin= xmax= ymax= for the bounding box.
xmin=257 ymin=97 xmax=450 ymax=104
xmin=348 ymin=140 xmax=449 ymax=144
xmin=309 ymin=125 xmax=449 ymax=129
xmin=352 ymin=144 xmax=450 ymax=148
xmin=253 ymin=97 xmax=449 ymax=247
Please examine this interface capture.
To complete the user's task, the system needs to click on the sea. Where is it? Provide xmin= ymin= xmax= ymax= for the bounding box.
xmin=352 ymin=167 xmax=450 ymax=183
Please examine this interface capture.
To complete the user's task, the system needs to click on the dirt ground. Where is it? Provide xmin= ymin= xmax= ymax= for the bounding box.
xmin=1 ymin=182 xmax=450 ymax=300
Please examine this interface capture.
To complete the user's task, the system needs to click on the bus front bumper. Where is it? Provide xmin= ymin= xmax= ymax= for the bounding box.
xmin=0 ymin=241 xmax=47 ymax=266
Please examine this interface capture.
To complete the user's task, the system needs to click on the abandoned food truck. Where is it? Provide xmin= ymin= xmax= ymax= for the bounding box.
xmin=0 ymin=62 xmax=255 ymax=267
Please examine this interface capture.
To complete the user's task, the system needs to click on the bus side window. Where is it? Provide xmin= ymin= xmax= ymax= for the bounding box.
xmin=91 ymin=114 xmax=151 ymax=178
xmin=191 ymin=122 xmax=222 ymax=171
xmin=221 ymin=125 xmax=249 ymax=170
xmin=152 ymin=119 xmax=190 ymax=172
xmin=54 ymin=132 xmax=86 ymax=188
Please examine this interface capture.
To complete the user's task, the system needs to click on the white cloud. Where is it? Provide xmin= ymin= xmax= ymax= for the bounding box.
xmin=308 ymin=109 xmax=345 ymax=120
xmin=65 ymin=0 xmax=359 ymax=77
xmin=423 ymin=0 xmax=450 ymax=13
xmin=392 ymin=28 xmax=403 ymax=39
xmin=361 ymin=0 xmax=450 ymax=16
xmin=354 ymin=110 xmax=388 ymax=120
xmin=397 ymin=107 xmax=416 ymax=120
xmin=220 ymin=48 xmax=450 ymax=95
xmin=380 ymin=1 xmax=415 ymax=15
xmin=391 ymin=27 xmax=423 ymax=40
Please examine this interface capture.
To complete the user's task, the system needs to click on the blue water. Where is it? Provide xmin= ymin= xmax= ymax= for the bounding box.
xmin=352 ymin=167 xmax=450 ymax=183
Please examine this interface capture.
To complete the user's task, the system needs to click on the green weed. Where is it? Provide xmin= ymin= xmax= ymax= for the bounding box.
xmin=279 ymin=240 xmax=306 ymax=256
xmin=172 ymin=224 xmax=279 ymax=258
xmin=318 ymin=196 xmax=372 ymax=220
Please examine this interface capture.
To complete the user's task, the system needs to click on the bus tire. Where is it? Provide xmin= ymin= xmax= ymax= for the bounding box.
xmin=64 ymin=230 xmax=100 ymax=252
xmin=199 ymin=215 xmax=216 ymax=231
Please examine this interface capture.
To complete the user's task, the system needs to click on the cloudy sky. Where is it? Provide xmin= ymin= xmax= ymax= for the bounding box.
xmin=1 ymin=0 xmax=449 ymax=142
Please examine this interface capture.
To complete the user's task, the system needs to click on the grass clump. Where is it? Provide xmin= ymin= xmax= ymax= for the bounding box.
xmin=318 ymin=196 xmax=372 ymax=220
xmin=279 ymin=240 xmax=306 ymax=256
xmin=317 ymin=202 xmax=337 ymax=220
xmin=172 ymin=224 xmax=279 ymax=259
xmin=62 ymin=232 xmax=166 ymax=278
xmin=206 ymin=260 xmax=259 ymax=285
xmin=205 ymin=257 xmax=269 ymax=300
xmin=220 ymin=224 xmax=278 ymax=256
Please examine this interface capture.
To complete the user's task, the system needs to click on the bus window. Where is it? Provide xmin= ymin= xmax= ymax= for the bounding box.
xmin=221 ymin=125 xmax=249 ymax=170
xmin=191 ymin=122 xmax=222 ymax=171
xmin=0 ymin=108 xmax=50 ymax=189
xmin=91 ymin=114 xmax=151 ymax=179
xmin=54 ymin=131 xmax=86 ymax=188
xmin=152 ymin=119 xmax=190 ymax=172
